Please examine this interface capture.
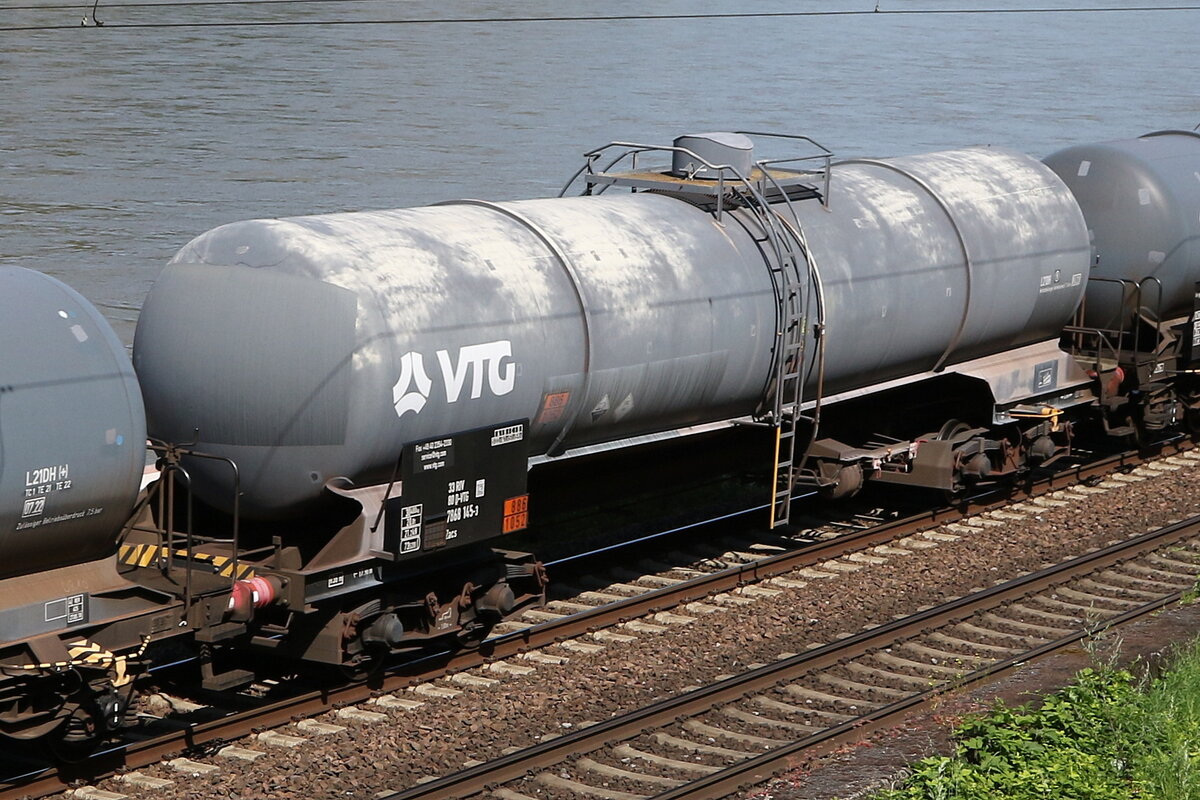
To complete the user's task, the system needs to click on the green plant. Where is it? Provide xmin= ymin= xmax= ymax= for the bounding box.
xmin=872 ymin=636 xmax=1200 ymax=800
xmin=875 ymin=668 xmax=1136 ymax=799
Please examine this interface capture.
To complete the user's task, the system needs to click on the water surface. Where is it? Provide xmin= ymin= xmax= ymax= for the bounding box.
xmin=2 ymin=0 xmax=1197 ymax=343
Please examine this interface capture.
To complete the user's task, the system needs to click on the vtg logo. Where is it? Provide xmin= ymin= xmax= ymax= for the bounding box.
xmin=392 ymin=340 xmax=516 ymax=419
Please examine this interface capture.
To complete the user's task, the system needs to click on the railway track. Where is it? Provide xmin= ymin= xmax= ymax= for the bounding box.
xmin=386 ymin=504 xmax=1200 ymax=800
xmin=3 ymin=443 xmax=1191 ymax=800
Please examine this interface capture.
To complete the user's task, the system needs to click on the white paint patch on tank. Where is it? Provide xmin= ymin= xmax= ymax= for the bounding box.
xmin=893 ymin=149 xmax=1051 ymax=250
xmin=494 ymin=195 xmax=733 ymax=343
xmin=324 ymin=209 xmax=555 ymax=337
xmin=839 ymin=171 xmax=927 ymax=229
xmin=262 ymin=209 xmax=560 ymax=356
xmin=826 ymin=169 xmax=954 ymax=289
xmin=860 ymin=146 xmax=1089 ymax=366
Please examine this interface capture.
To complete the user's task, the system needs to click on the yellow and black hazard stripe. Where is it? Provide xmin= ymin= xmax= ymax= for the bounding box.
xmin=66 ymin=640 xmax=134 ymax=686
xmin=208 ymin=554 xmax=256 ymax=580
xmin=2 ymin=636 xmax=151 ymax=687
xmin=118 ymin=544 xmax=256 ymax=580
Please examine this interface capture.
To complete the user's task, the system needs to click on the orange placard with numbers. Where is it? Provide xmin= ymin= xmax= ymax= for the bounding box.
xmin=502 ymin=494 xmax=529 ymax=532
xmin=535 ymin=392 xmax=570 ymax=424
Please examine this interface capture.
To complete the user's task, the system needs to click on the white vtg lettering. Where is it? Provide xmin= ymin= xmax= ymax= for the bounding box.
xmin=392 ymin=340 xmax=516 ymax=419
xmin=437 ymin=340 xmax=515 ymax=402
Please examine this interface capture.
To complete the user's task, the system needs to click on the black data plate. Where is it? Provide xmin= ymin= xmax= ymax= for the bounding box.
xmin=384 ymin=420 xmax=530 ymax=558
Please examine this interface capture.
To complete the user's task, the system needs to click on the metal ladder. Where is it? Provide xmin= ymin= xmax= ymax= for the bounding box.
xmin=560 ymin=133 xmax=831 ymax=529
xmin=740 ymin=170 xmax=828 ymax=529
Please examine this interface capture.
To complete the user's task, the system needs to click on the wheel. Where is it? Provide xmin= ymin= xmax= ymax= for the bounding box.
xmin=816 ymin=463 xmax=864 ymax=501
xmin=0 ymin=669 xmax=85 ymax=744
xmin=943 ymin=487 xmax=968 ymax=505
xmin=335 ymin=651 xmax=387 ymax=683
xmin=47 ymin=689 xmax=128 ymax=763
xmin=936 ymin=419 xmax=972 ymax=442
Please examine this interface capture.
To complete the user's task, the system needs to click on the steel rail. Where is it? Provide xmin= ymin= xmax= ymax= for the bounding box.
xmin=0 ymin=441 xmax=1186 ymax=799
xmin=657 ymin=588 xmax=1186 ymax=800
xmin=384 ymin=509 xmax=1200 ymax=800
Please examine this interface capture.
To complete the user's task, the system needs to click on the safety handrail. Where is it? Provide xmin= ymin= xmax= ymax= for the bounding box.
xmin=137 ymin=434 xmax=243 ymax=616
xmin=734 ymin=131 xmax=833 ymax=205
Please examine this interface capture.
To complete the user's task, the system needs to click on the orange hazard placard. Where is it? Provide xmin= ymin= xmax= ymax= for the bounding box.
xmin=535 ymin=392 xmax=570 ymax=424
xmin=502 ymin=494 xmax=530 ymax=533
xmin=502 ymin=513 xmax=528 ymax=533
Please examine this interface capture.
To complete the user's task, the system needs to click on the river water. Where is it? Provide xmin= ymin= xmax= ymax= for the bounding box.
xmin=2 ymin=0 xmax=1198 ymax=345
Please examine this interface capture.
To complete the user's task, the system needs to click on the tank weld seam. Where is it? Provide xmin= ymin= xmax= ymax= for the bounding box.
xmin=837 ymin=158 xmax=974 ymax=373
xmin=437 ymin=199 xmax=594 ymax=457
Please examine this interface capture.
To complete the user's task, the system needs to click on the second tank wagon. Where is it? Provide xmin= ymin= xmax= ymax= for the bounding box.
xmin=1044 ymin=130 xmax=1200 ymax=329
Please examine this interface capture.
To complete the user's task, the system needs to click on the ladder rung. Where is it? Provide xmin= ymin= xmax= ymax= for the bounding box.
xmin=753 ymin=199 xmax=818 ymax=531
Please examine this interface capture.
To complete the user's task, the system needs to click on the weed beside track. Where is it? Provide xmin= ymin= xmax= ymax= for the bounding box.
xmin=873 ymin=633 xmax=1200 ymax=800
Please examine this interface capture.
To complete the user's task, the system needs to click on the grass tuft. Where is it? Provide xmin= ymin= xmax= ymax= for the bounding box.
xmin=872 ymin=634 xmax=1200 ymax=800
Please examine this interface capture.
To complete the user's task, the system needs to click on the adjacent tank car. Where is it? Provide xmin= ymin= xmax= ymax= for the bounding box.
xmin=0 ymin=267 xmax=165 ymax=741
xmin=0 ymin=268 xmax=145 ymax=574
xmin=1045 ymin=130 xmax=1200 ymax=435
xmin=1045 ymin=130 xmax=1200 ymax=328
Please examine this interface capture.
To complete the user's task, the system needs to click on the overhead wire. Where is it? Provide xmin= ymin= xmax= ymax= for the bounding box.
xmin=1 ymin=3 xmax=1197 ymax=33
xmin=3 ymin=0 xmax=1197 ymax=9
xmin=4 ymin=0 xmax=406 ymax=9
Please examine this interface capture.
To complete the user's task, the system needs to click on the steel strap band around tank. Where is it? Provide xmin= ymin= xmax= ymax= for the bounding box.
xmin=836 ymin=158 xmax=976 ymax=374
xmin=439 ymin=199 xmax=595 ymax=457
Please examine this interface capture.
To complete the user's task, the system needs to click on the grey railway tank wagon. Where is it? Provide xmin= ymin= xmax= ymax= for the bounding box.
xmin=1045 ymin=130 xmax=1200 ymax=434
xmin=1045 ymin=130 xmax=1200 ymax=329
xmin=133 ymin=139 xmax=1091 ymax=522
xmin=5 ymin=129 xmax=1200 ymax=748
xmin=0 ymin=267 xmax=145 ymax=577
xmin=0 ymin=266 xmax=163 ymax=741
